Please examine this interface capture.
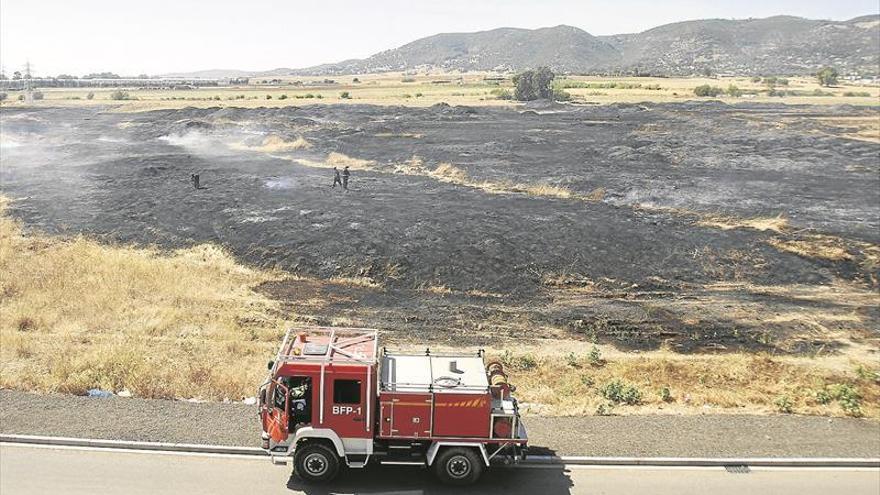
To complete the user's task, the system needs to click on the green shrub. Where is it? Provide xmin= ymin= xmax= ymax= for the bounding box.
xmin=86 ymin=92 xmax=95 ymax=100
xmin=751 ymin=76 xmax=762 ymax=83
xmin=304 ymin=93 xmax=314 ymax=99
xmin=278 ymin=94 xmax=287 ymax=100
xmin=580 ymin=374 xmax=594 ymax=388
xmin=401 ymin=77 xmax=416 ymax=83
xmin=340 ymin=91 xmax=351 ymax=99
xmin=644 ymin=84 xmax=661 ymax=90
xmin=694 ymin=85 xmax=724 ymax=97
xmin=515 ymin=354 xmax=538 ymax=371
xmin=855 ymin=365 xmax=880 ymax=382
xmin=763 ymin=76 xmax=789 ymax=87
xmin=727 ymin=84 xmax=742 ymax=97
xmin=565 ymin=352 xmax=580 ymax=368
xmin=490 ymin=88 xmax=512 ymax=100
xmin=513 ymin=67 xmax=554 ymax=101
xmin=815 ymin=389 xmax=833 ymax=404
xmin=587 ymin=346 xmax=603 ymax=367
xmin=832 ymin=384 xmax=862 ymax=416
xmin=595 ymin=402 xmax=614 ymax=416
xmin=266 ymin=94 xmax=272 ymax=100
xmin=32 ymin=91 xmax=44 ymax=100
xmin=17 ymin=94 xmax=25 ymax=101
xmin=659 ymin=386 xmax=672 ymax=402
xmin=109 ymin=90 xmax=130 ymax=100
xmin=415 ymin=92 xmax=423 ymax=98
xmin=600 ymin=379 xmax=642 ymax=405
xmin=815 ymin=384 xmax=863 ymax=416
xmin=774 ymin=395 xmax=793 ymax=413
xmin=843 ymin=91 xmax=871 ymax=97
xmin=552 ymin=88 xmax=572 ymax=101
xmin=816 ymin=67 xmax=839 ymax=87
xmin=352 ymin=77 xmax=360 ymax=83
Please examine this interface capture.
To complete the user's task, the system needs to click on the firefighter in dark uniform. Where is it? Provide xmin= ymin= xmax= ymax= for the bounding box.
xmin=332 ymin=167 xmax=342 ymax=188
xmin=341 ymin=166 xmax=350 ymax=190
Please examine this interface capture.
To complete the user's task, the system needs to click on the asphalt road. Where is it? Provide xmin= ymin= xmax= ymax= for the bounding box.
xmin=2 ymin=444 xmax=878 ymax=495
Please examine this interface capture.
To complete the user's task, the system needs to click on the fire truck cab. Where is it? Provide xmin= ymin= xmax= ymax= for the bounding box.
xmin=259 ymin=327 xmax=527 ymax=485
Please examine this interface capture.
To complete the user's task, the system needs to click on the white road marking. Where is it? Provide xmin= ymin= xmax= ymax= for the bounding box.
xmin=2 ymin=442 xmax=878 ymax=473
xmin=0 ymin=442 xmax=269 ymax=461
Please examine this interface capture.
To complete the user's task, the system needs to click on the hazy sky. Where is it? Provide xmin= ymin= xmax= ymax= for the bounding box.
xmin=1 ymin=0 xmax=877 ymax=76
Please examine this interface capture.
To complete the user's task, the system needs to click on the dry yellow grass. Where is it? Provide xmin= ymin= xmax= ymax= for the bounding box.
xmin=768 ymin=236 xmax=852 ymax=261
xmin=295 ymin=152 xmax=376 ymax=171
xmin=258 ymin=134 xmax=312 ymax=151
xmin=427 ymin=163 xmax=582 ymax=200
xmin=428 ymin=162 xmax=470 ymax=183
xmin=491 ymin=348 xmax=879 ymax=418
xmin=393 ymin=155 xmax=427 ymax=174
xmin=0 ymin=197 xmax=286 ymax=400
xmin=697 ymin=213 xmax=789 ymax=233
xmin=814 ymin=116 xmax=880 ymax=143
xmin=327 ymin=276 xmax=381 ymax=288
xmin=421 ymin=284 xmax=454 ymax=296
xmin=585 ymin=187 xmax=606 ymax=201
xmin=509 ymin=183 xmax=574 ymax=199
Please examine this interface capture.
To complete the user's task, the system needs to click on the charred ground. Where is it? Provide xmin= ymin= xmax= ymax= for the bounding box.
xmin=1 ymin=102 xmax=878 ymax=353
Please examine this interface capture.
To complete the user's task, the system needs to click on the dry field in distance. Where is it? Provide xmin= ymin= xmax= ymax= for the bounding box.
xmin=1 ymin=73 xmax=878 ymax=111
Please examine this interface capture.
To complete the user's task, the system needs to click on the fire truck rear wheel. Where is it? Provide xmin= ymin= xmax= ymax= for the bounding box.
xmin=293 ymin=443 xmax=340 ymax=483
xmin=434 ymin=447 xmax=483 ymax=485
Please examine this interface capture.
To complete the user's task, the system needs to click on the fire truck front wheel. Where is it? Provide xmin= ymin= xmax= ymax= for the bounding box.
xmin=434 ymin=447 xmax=484 ymax=485
xmin=293 ymin=443 xmax=340 ymax=483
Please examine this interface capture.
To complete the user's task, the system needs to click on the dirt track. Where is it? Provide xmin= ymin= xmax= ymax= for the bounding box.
xmin=1 ymin=102 xmax=878 ymax=351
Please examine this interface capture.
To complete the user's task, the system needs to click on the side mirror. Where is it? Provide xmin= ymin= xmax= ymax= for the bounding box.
xmin=267 ymin=360 xmax=275 ymax=371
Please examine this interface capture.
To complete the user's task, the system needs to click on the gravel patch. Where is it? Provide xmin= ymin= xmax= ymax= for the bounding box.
xmin=3 ymin=390 xmax=877 ymax=457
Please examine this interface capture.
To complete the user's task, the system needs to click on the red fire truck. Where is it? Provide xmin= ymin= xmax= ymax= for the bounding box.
xmin=258 ymin=327 xmax=528 ymax=485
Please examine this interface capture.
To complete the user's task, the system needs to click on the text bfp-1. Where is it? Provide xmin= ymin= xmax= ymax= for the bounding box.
xmin=332 ymin=406 xmax=362 ymax=415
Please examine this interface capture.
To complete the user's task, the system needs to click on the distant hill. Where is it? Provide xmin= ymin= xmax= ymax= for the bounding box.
xmin=172 ymin=14 xmax=880 ymax=78
xmin=599 ymin=15 xmax=880 ymax=75
xmin=315 ymin=25 xmax=621 ymax=74
xmin=159 ymin=69 xmax=254 ymax=79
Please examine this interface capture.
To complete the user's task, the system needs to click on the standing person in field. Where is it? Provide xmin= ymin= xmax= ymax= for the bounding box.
xmin=341 ymin=166 xmax=350 ymax=190
xmin=331 ymin=167 xmax=343 ymax=188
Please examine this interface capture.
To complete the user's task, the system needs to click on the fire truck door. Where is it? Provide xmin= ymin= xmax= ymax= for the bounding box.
xmin=261 ymin=379 xmax=289 ymax=442
xmin=327 ymin=376 xmax=369 ymax=438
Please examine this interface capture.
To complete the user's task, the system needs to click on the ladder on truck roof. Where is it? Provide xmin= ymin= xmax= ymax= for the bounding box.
xmin=271 ymin=327 xmax=379 ymax=370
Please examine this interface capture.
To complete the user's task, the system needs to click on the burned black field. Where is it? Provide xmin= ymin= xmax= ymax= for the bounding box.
xmin=1 ymin=102 xmax=878 ymax=353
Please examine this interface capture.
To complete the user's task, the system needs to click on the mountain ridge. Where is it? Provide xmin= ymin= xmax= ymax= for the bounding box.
xmin=165 ymin=14 xmax=880 ymax=78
